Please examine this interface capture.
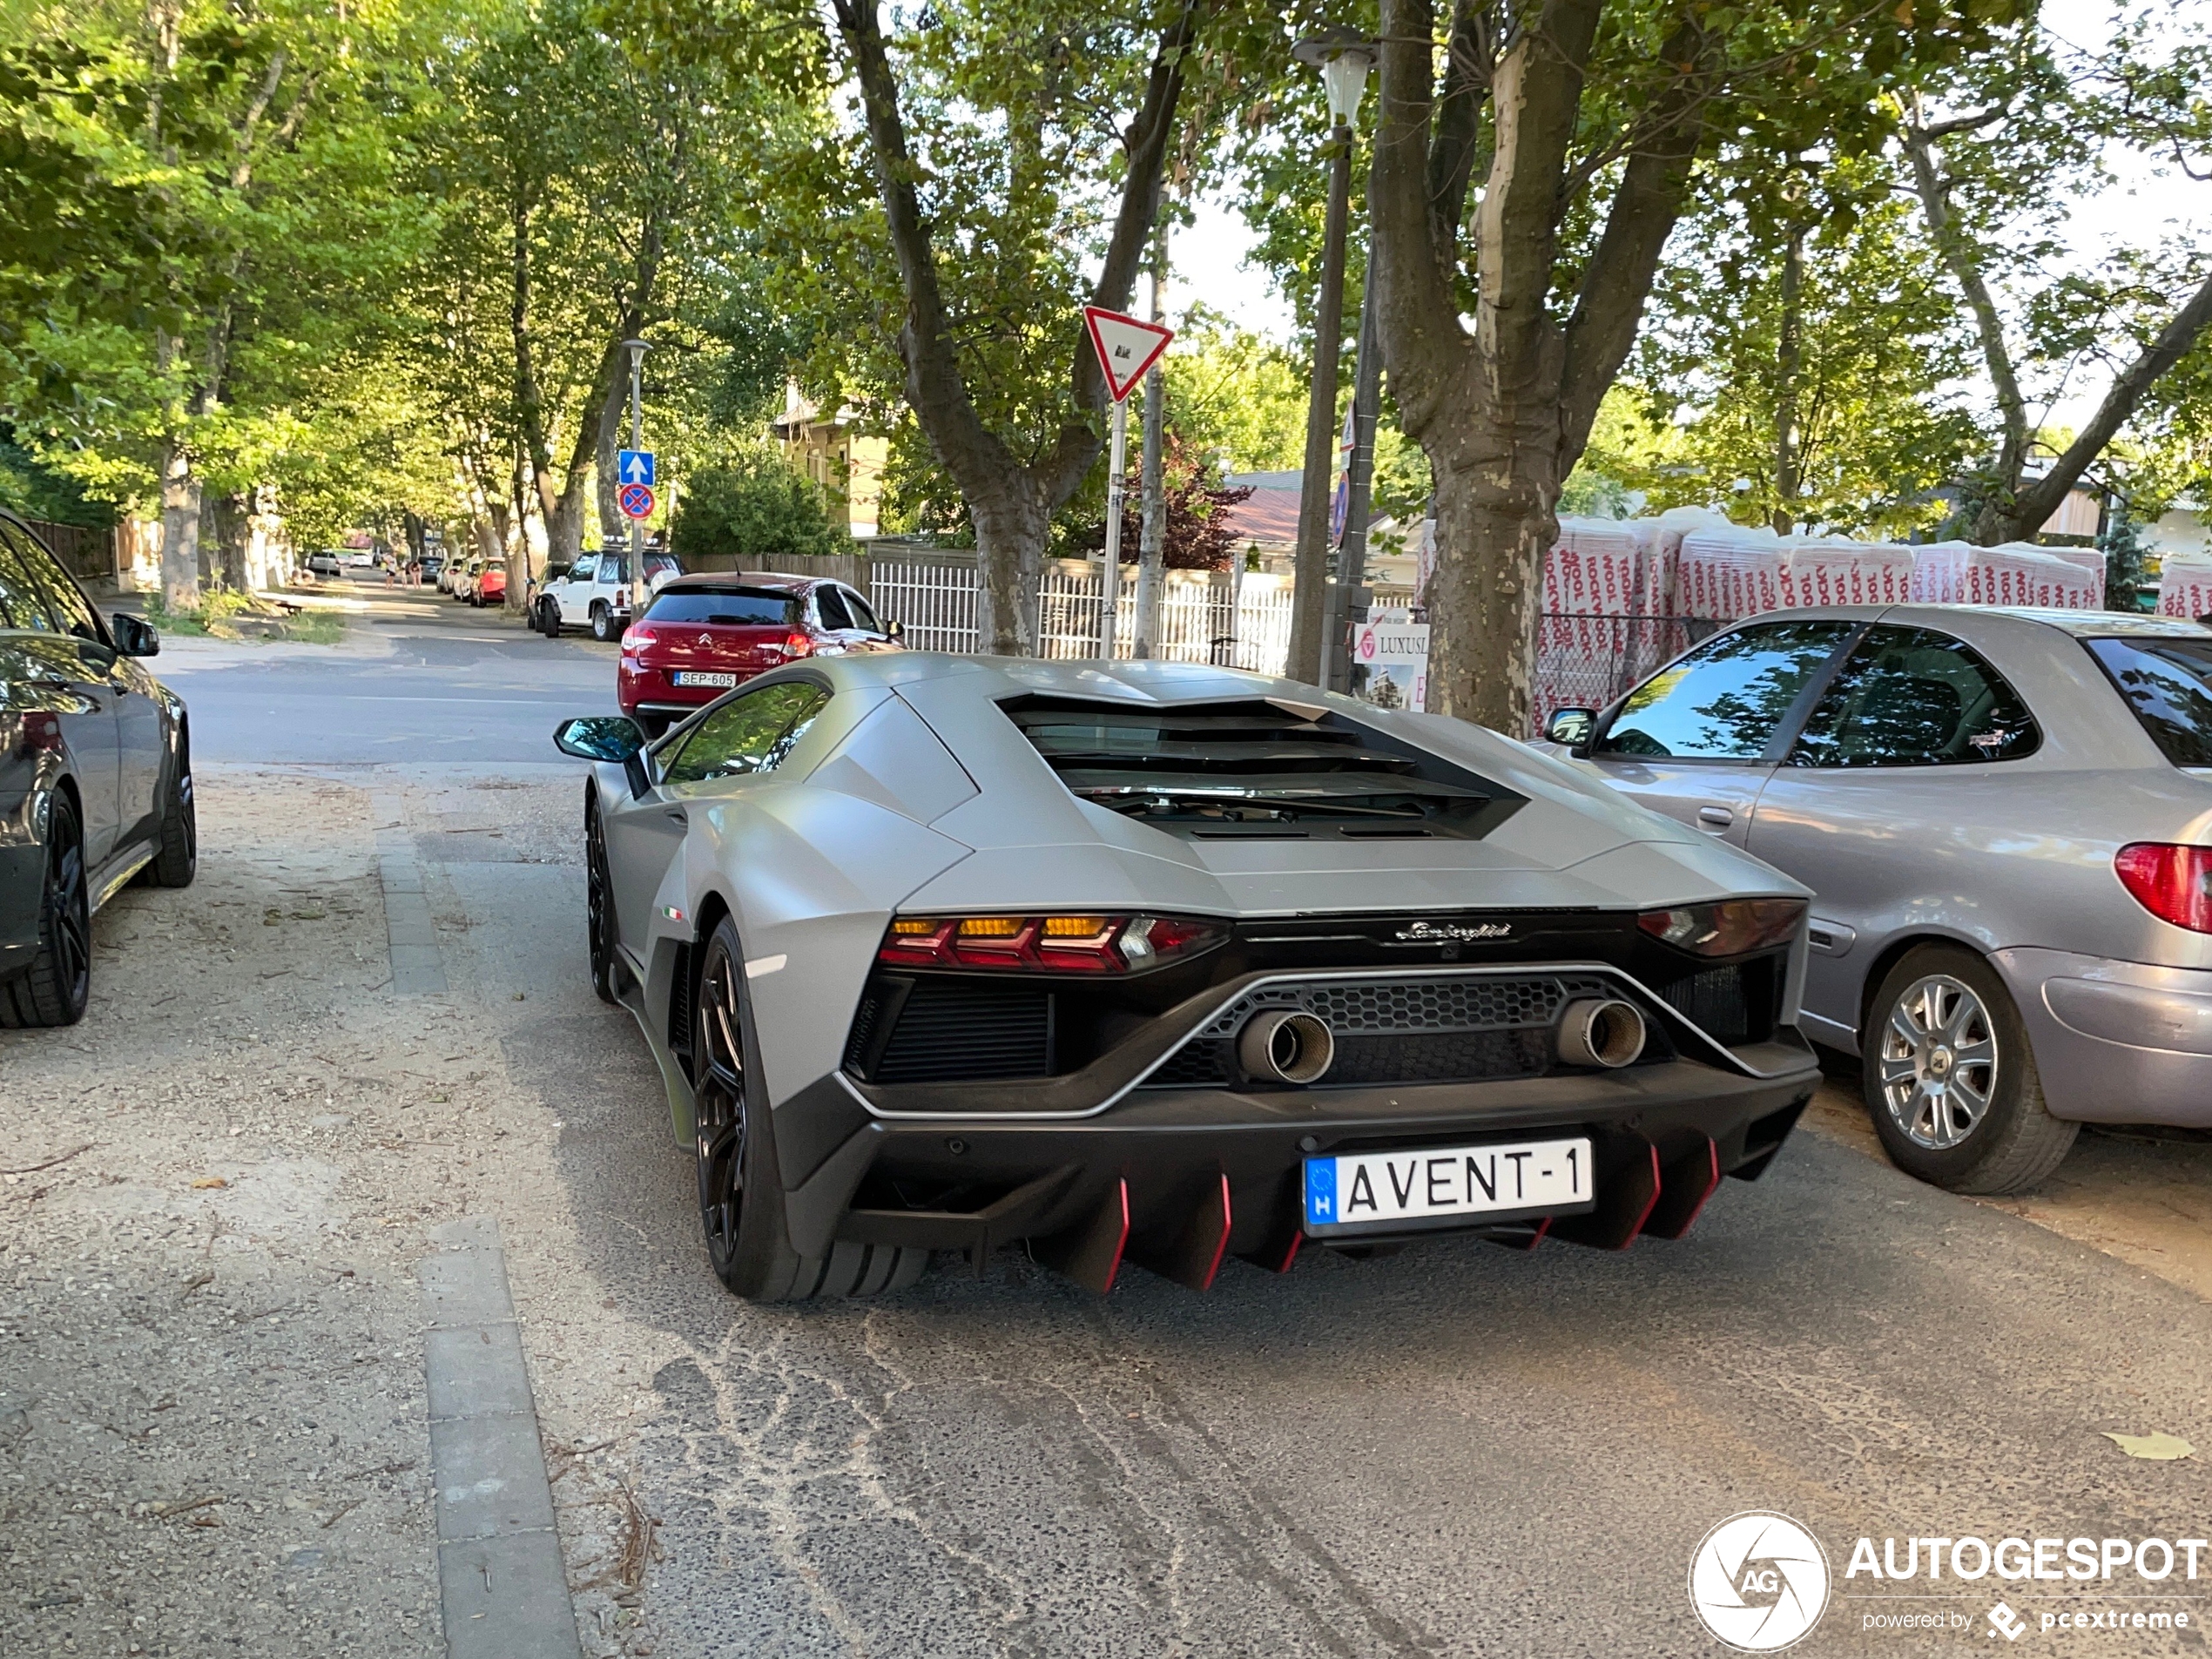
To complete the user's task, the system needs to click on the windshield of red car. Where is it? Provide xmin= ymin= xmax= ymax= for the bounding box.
xmin=644 ymin=587 xmax=802 ymax=627
xmin=2087 ymin=636 xmax=2212 ymax=767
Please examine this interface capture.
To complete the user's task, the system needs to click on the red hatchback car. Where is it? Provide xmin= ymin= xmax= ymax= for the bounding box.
xmin=616 ymin=573 xmax=904 ymax=733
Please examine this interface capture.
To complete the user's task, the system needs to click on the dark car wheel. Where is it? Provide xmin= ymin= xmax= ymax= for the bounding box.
xmin=1862 ymin=944 xmax=2076 ymax=1195
xmin=1 ymin=792 xmax=91 ymax=1028
xmin=590 ymin=602 xmax=617 ymax=643
xmin=146 ymin=738 xmax=197 ymax=888
xmin=585 ymin=795 xmax=619 ymax=1006
xmin=691 ymin=917 xmax=926 ymax=1302
xmin=539 ymin=599 xmax=562 ymax=637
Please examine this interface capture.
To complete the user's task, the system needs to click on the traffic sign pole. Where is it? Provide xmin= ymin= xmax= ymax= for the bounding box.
xmin=1097 ymin=397 xmax=1129 ymax=660
xmin=1081 ymin=307 xmax=1173 ymax=663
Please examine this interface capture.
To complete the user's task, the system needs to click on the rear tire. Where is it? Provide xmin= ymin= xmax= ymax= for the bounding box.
xmin=146 ymin=736 xmax=196 ymax=887
xmin=1862 ymin=945 xmax=2075 ymax=1194
xmin=590 ymin=602 xmax=616 ymax=643
xmin=585 ymin=795 xmax=619 ymax=1005
xmin=539 ymin=599 xmax=562 ymax=637
xmin=1 ymin=792 xmax=91 ymax=1028
xmin=691 ymin=917 xmax=927 ymax=1301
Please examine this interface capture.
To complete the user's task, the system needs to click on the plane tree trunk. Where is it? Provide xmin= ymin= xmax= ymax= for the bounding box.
xmin=830 ymin=0 xmax=1204 ymax=653
xmin=1370 ymin=0 xmax=1708 ymax=734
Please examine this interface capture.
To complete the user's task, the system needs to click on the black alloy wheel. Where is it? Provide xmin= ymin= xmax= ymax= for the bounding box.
xmin=689 ymin=916 xmax=929 ymax=1301
xmin=693 ymin=929 xmax=755 ymax=1288
xmin=1 ymin=792 xmax=91 ymax=1028
xmin=585 ymin=796 xmax=618 ymax=1004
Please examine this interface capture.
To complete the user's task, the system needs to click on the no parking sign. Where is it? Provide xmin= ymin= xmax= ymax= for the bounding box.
xmin=618 ymin=482 xmax=656 ymax=520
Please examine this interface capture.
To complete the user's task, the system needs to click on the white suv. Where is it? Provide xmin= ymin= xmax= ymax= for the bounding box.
xmin=536 ymin=550 xmax=680 ymax=640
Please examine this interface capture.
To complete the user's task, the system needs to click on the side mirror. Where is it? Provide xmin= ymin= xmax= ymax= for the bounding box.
xmin=553 ymin=715 xmax=646 ymax=762
xmin=886 ymin=619 xmax=905 ymax=642
xmin=555 ymin=715 xmax=652 ymax=797
xmin=1542 ymin=706 xmax=1595 ymax=749
xmin=111 ymin=612 xmax=160 ymax=658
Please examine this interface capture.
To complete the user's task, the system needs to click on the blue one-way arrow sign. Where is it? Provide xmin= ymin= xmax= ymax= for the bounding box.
xmin=617 ymin=449 xmax=656 ymax=486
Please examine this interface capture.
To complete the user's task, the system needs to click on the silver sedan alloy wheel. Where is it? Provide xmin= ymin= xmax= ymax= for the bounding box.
xmin=1878 ymin=973 xmax=1999 ymax=1150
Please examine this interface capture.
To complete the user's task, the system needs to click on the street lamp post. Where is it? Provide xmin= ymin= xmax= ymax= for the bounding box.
xmin=621 ymin=337 xmax=649 ymax=597
xmin=1285 ymin=28 xmax=1374 ymax=687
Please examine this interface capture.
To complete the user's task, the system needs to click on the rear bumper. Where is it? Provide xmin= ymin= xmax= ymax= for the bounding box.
xmin=778 ymin=1041 xmax=1820 ymax=1286
xmin=1996 ymin=948 xmax=2212 ymax=1125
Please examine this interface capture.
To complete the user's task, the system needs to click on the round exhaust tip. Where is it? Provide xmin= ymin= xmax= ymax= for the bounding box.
xmin=1557 ymin=998 xmax=1647 ymax=1069
xmin=1238 ymin=1009 xmax=1336 ymax=1085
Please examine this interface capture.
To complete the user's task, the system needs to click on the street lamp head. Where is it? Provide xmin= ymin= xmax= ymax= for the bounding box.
xmin=1292 ymin=28 xmax=1376 ymax=127
xmin=621 ymin=337 xmax=650 ymax=365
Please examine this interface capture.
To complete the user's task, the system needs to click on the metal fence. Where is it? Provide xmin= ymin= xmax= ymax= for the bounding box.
xmin=859 ymin=556 xmax=1296 ymax=674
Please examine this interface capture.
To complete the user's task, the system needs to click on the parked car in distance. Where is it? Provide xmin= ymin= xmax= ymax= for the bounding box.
xmin=1540 ymin=606 xmax=2212 ymax=1196
xmin=419 ymin=552 xmax=445 ymax=585
xmin=538 ymin=549 xmax=683 ymax=641
xmin=0 ymin=509 xmax=195 ymax=1027
xmin=472 ymin=563 xmax=508 ymax=608
xmin=555 ymin=654 xmax=1819 ymax=1301
xmin=615 ymin=573 xmax=902 ymax=735
xmin=340 ymin=549 xmax=373 ymax=569
xmin=450 ymin=556 xmax=482 ymax=604
xmin=307 ymin=550 xmax=343 ymax=577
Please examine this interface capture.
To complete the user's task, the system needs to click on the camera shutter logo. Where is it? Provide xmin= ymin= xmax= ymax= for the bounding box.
xmin=1689 ymin=1512 xmax=1831 ymax=1651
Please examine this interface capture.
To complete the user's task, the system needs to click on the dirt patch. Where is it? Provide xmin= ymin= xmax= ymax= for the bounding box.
xmin=1804 ymin=1056 xmax=2212 ymax=1302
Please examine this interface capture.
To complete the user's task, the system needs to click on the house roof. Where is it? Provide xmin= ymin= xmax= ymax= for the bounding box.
xmin=1219 ymin=471 xmax=1303 ymax=546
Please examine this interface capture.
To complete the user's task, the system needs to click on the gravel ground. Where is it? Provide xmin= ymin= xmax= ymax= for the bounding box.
xmin=0 ymin=763 xmax=662 ymax=1659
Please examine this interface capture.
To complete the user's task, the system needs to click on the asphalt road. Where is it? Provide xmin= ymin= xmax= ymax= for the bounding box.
xmin=148 ymin=574 xmax=617 ymax=764
xmin=99 ymin=590 xmax=2212 ymax=1656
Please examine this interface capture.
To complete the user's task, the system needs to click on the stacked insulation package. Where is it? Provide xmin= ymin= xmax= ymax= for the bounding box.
xmin=2160 ymin=551 xmax=2212 ymax=620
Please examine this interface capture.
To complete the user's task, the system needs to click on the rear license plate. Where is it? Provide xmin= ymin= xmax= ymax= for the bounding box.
xmin=671 ymin=671 xmax=738 ymax=688
xmin=1304 ymin=1136 xmax=1592 ymax=1233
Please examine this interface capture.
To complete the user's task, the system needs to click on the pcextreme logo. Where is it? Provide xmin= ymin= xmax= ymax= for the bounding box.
xmin=1690 ymin=1512 xmax=1834 ymax=1651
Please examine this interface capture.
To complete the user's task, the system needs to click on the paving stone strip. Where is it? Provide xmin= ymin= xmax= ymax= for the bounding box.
xmin=420 ymin=1217 xmax=582 ymax=1659
xmin=376 ymin=790 xmax=449 ymax=995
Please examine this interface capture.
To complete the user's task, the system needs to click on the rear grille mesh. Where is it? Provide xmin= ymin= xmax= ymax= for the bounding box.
xmin=1194 ymin=973 xmax=1615 ymax=1040
xmin=1148 ymin=972 xmax=1623 ymax=1090
xmin=1661 ymin=966 xmax=1752 ymax=1045
xmin=867 ymin=981 xmax=1052 ymax=1084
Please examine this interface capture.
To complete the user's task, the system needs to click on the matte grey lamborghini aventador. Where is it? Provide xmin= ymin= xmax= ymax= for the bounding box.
xmin=554 ymin=652 xmax=1822 ymax=1301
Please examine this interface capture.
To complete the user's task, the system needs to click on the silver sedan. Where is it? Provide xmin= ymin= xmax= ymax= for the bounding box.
xmin=1541 ymin=605 xmax=2212 ymax=1194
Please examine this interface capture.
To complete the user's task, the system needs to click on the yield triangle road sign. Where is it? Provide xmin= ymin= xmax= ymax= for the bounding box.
xmin=1083 ymin=307 xmax=1174 ymax=403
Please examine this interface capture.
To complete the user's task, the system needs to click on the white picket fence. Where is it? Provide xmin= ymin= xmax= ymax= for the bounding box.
xmin=867 ymin=557 xmax=1293 ymax=674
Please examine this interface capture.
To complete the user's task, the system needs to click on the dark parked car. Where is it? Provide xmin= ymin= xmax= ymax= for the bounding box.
xmin=615 ymin=573 xmax=901 ymax=735
xmin=0 ymin=510 xmax=195 ymax=1027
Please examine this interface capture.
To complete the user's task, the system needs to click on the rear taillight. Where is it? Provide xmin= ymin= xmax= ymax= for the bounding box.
xmin=878 ymin=914 xmax=1226 ymax=974
xmin=777 ymin=631 xmax=814 ymax=659
xmin=1638 ymin=899 xmax=1804 ymax=956
xmin=2114 ymin=843 xmax=2212 ymax=934
xmin=17 ymin=711 xmax=63 ymax=756
xmin=622 ymin=627 xmax=655 ymax=653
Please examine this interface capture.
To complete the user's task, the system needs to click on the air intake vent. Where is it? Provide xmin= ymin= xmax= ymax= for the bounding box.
xmin=1000 ymin=696 xmax=1526 ymax=840
xmin=1660 ymin=963 xmax=1767 ymax=1046
xmin=869 ymin=981 xmax=1053 ymax=1084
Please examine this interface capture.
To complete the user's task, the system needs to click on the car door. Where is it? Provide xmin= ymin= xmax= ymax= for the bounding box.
xmin=832 ymin=584 xmax=898 ymax=651
xmin=604 ymin=680 xmax=833 ymax=948
xmin=1745 ymin=624 xmax=2044 ymax=1046
xmin=26 ymin=534 xmax=165 ymax=848
xmin=558 ymin=555 xmax=597 ymax=623
xmin=1578 ymin=618 xmax=1858 ymax=849
xmin=0 ymin=524 xmax=122 ymax=866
